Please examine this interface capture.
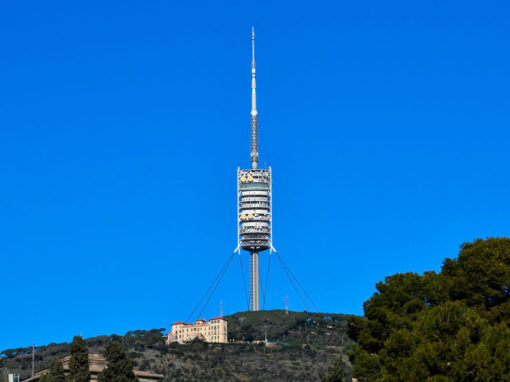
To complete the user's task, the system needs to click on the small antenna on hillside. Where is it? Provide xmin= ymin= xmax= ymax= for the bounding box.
xmin=220 ymin=300 xmax=223 ymax=317
xmin=285 ymin=296 xmax=289 ymax=315
xmin=31 ymin=344 xmax=35 ymax=377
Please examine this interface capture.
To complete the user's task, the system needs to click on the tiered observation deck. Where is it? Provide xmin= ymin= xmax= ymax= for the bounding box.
xmin=238 ymin=168 xmax=272 ymax=252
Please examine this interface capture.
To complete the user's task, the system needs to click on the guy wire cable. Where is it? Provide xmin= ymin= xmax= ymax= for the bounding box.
xmin=276 ymin=252 xmax=319 ymax=312
xmin=239 ymin=254 xmax=250 ymax=310
xmin=259 ymin=265 xmax=266 ymax=309
xmin=187 ymin=252 xmax=235 ymax=322
xmin=262 ymin=253 xmax=272 ymax=310
xmin=275 ymin=253 xmax=309 ymax=311
xmin=198 ymin=252 xmax=236 ymax=319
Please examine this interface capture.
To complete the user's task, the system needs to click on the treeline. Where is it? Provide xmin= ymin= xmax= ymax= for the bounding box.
xmin=227 ymin=310 xmax=349 ymax=343
xmin=2 ymin=313 xmax=353 ymax=381
xmin=343 ymin=237 xmax=510 ymax=381
xmin=38 ymin=336 xmax=137 ymax=382
xmin=0 ymin=329 xmax=167 ymax=380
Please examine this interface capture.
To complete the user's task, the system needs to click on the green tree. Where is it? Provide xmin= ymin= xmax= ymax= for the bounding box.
xmin=40 ymin=359 xmax=66 ymax=382
xmin=97 ymin=341 xmax=138 ymax=382
xmin=349 ymin=346 xmax=381 ymax=382
xmin=348 ymin=238 xmax=510 ymax=381
xmin=239 ymin=323 xmax=256 ymax=341
xmin=322 ymin=356 xmax=346 ymax=382
xmin=68 ymin=336 xmax=90 ymax=382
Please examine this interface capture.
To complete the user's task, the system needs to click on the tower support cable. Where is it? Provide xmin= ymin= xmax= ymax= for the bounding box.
xmin=198 ymin=252 xmax=236 ymax=319
xmin=259 ymin=264 xmax=266 ymax=310
xmin=275 ymin=253 xmax=309 ymax=311
xmin=239 ymin=253 xmax=251 ymax=310
xmin=275 ymin=253 xmax=319 ymax=312
xmin=262 ymin=253 xmax=272 ymax=310
xmin=187 ymin=252 xmax=235 ymax=322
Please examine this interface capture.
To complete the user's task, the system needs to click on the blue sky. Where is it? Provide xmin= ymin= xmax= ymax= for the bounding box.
xmin=1 ymin=0 xmax=509 ymax=350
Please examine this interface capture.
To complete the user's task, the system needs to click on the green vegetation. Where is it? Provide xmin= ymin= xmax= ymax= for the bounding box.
xmin=11 ymin=238 xmax=507 ymax=381
xmin=68 ymin=337 xmax=90 ymax=382
xmin=1 ymin=311 xmax=354 ymax=382
xmin=321 ymin=356 xmax=347 ymax=382
xmin=98 ymin=342 xmax=138 ymax=382
xmin=348 ymin=237 xmax=510 ymax=381
xmin=39 ymin=359 xmax=65 ymax=382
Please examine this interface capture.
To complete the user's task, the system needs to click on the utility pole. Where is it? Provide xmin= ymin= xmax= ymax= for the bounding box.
xmin=31 ymin=344 xmax=35 ymax=377
xmin=285 ymin=295 xmax=289 ymax=315
xmin=220 ymin=300 xmax=223 ymax=317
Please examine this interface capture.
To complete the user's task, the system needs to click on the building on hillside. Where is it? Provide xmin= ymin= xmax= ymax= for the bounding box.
xmin=23 ymin=353 xmax=162 ymax=382
xmin=166 ymin=317 xmax=227 ymax=344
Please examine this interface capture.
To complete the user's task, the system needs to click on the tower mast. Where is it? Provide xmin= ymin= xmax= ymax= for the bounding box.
xmin=250 ymin=27 xmax=259 ymax=170
xmin=238 ymin=27 xmax=272 ymax=312
xmin=250 ymin=27 xmax=260 ymax=311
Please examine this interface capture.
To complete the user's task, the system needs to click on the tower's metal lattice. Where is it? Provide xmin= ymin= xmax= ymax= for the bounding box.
xmin=235 ymin=28 xmax=274 ymax=311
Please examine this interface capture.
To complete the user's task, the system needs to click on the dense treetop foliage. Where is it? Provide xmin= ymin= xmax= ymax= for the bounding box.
xmin=321 ymin=356 xmax=347 ymax=382
xmin=227 ymin=310 xmax=349 ymax=342
xmin=98 ymin=342 xmax=138 ymax=382
xmin=348 ymin=237 xmax=510 ymax=382
xmin=39 ymin=359 xmax=66 ymax=382
xmin=68 ymin=336 xmax=90 ymax=382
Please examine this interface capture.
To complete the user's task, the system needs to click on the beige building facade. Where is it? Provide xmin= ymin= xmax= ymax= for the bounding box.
xmin=166 ymin=317 xmax=228 ymax=344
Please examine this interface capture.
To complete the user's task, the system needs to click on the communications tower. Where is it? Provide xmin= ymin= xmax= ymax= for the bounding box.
xmin=234 ymin=28 xmax=275 ymax=311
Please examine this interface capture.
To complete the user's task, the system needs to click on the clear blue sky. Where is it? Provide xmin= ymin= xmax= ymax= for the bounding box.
xmin=1 ymin=0 xmax=509 ymax=351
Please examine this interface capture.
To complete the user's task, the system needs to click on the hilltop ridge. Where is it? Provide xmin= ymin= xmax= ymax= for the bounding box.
xmin=0 ymin=310 xmax=355 ymax=382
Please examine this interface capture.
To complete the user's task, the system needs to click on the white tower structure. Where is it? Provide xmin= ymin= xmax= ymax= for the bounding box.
xmin=235 ymin=28 xmax=274 ymax=311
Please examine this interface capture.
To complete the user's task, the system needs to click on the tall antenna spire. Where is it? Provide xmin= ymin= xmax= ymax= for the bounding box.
xmin=238 ymin=27 xmax=272 ymax=313
xmin=250 ymin=27 xmax=259 ymax=169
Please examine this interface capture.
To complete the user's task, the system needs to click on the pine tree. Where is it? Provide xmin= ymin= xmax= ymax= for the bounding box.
xmin=349 ymin=238 xmax=510 ymax=381
xmin=98 ymin=341 xmax=138 ymax=382
xmin=40 ymin=359 xmax=66 ymax=382
xmin=68 ymin=336 xmax=90 ymax=382
xmin=322 ymin=356 xmax=346 ymax=382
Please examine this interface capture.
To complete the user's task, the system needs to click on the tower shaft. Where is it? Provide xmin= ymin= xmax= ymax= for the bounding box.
xmin=250 ymin=252 xmax=260 ymax=311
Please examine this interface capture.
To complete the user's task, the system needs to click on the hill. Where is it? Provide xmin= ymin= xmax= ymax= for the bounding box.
xmin=0 ymin=310 xmax=355 ymax=382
